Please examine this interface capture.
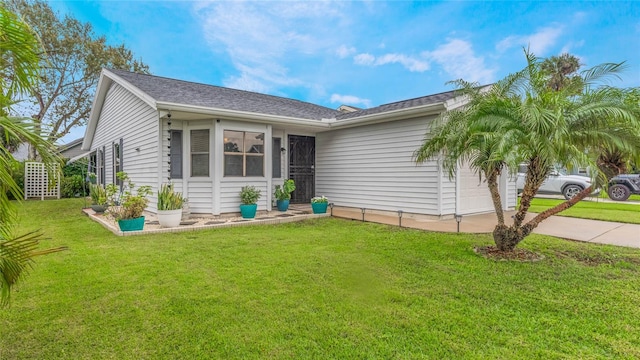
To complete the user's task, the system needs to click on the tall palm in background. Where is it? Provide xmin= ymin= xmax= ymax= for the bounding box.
xmin=541 ymin=54 xmax=640 ymax=180
xmin=415 ymin=50 xmax=639 ymax=252
xmin=1 ymin=5 xmax=65 ymax=306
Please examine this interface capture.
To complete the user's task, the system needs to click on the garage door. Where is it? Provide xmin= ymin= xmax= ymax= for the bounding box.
xmin=458 ymin=164 xmax=494 ymax=214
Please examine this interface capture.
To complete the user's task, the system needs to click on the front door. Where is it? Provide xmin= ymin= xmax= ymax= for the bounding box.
xmin=289 ymin=135 xmax=315 ymax=203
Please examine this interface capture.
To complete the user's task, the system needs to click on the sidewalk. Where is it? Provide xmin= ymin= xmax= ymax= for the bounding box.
xmin=330 ymin=207 xmax=640 ymax=249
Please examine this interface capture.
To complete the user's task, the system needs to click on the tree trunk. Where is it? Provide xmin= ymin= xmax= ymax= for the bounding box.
xmin=492 ymin=185 xmax=594 ymax=252
xmin=493 ymin=224 xmax=526 ymax=251
xmin=486 ymin=168 xmax=505 ymax=226
xmin=521 ymin=186 xmax=593 ymax=234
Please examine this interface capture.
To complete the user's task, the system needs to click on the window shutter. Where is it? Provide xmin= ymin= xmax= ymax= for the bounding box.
xmin=170 ymin=130 xmax=182 ymax=179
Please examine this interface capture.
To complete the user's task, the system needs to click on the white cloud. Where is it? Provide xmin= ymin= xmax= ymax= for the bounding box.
xmin=353 ymin=53 xmax=429 ymax=72
xmin=376 ymin=54 xmax=430 ymax=72
xmin=560 ymin=40 xmax=585 ymax=56
xmin=354 ymin=53 xmax=375 ymax=66
xmin=496 ymin=26 xmax=564 ymax=55
xmin=336 ymin=45 xmax=356 ymax=59
xmin=194 ymin=1 xmax=348 ymax=92
xmin=423 ymin=39 xmax=495 ymax=83
xmin=330 ymin=94 xmax=371 ymax=108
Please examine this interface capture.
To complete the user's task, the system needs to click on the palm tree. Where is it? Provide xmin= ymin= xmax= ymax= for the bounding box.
xmin=415 ymin=50 xmax=639 ymax=252
xmin=1 ymin=5 xmax=65 ymax=307
xmin=540 ymin=53 xmax=582 ymax=92
xmin=541 ymin=54 xmax=640 ymax=181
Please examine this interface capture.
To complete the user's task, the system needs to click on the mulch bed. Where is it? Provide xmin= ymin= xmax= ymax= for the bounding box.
xmin=474 ymin=246 xmax=545 ymax=262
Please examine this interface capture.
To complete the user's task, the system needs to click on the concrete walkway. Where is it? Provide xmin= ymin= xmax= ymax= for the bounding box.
xmin=329 ymin=207 xmax=640 ymax=249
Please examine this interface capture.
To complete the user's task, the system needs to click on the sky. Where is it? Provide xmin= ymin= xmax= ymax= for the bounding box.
xmin=50 ymin=0 xmax=640 ymax=144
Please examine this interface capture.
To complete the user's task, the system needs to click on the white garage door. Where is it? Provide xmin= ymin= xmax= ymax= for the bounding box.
xmin=458 ymin=164 xmax=494 ymax=214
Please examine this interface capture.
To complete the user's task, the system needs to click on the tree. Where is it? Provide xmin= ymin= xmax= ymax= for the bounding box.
xmin=540 ymin=53 xmax=582 ymax=92
xmin=415 ymin=50 xmax=640 ymax=252
xmin=541 ymin=54 xmax=640 ymax=179
xmin=6 ymin=0 xmax=150 ymax=159
xmin=1 ymin=4 xmax=66 ymax=307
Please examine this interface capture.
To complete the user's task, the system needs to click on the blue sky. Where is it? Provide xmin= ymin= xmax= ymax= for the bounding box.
xmin=52 ymin=1 xmax=640 ymax=143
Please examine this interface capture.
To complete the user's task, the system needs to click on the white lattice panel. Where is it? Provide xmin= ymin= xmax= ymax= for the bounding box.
xmin=24 ymin=162 xmax=60 ymax=200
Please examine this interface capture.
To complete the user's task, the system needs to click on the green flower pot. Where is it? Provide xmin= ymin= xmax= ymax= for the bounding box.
xmin=240 ymin=204 xmax=258 ymax=219
xmin=118 ymin=216 xmax=145 ymax=231
xmin=311 ymin=202 xmax=328 ymax=214
xmin=276 ymin=199 xmax=290 ymax=211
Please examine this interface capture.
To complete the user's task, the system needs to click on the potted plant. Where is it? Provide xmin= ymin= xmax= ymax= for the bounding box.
xmin=107 ymin=172 xmax=152 ymax=231
xmin=274 ymin=179 xmax=296 ymax=211
xmin=88 ymin=183 xmax=109 ymax=213
xmin=157 ymin=183 xmax=184 ymax=228
xmin=311 ymin=195 xmax=329 ymax=214
xmin=239 ymin=185 xmax=261 ymax=219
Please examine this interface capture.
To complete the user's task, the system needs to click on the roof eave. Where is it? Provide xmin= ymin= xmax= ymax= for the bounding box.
xmin=156 ymin=101 xmax=332 ymax=129
xmin=330 ymin=103 xmax=446 ymax=129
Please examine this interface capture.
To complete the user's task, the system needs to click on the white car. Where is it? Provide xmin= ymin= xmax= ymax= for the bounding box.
xmin=516 ymin=166 xmax=599 ymax=200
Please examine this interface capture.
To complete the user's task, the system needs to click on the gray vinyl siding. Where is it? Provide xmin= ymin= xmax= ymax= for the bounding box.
xmin=316 ymin=116 xmax=442 ymax=215
xmin=187 ymin=180 xmax=213 ymax=213
xmin=220 ymin=181 xmax=268 ymax=213
xmin=440 ymin=168 xmax=457 ymax=215
xmin=91 ymin=82 xmax=159 ymax=207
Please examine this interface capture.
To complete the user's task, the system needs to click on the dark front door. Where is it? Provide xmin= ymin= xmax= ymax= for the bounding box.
xmin=289 ymin=135 xmax=315 ymax=203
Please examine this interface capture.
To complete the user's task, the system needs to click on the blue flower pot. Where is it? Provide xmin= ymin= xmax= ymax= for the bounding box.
xmin=118 ymin=216 xmax=145 ymax=231
xmin=311 ymin=202 xmax=328 ymax=214
xmin=276 ymin=199 xmax=290 ymax=211
xmin=240 ymin=204 xmax=258 ymax=219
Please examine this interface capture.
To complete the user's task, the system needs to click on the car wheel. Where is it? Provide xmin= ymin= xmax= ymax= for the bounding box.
xmin=562 ymin=184 xmax=583 ymax=200
xmin=608 ymin=184 xmax=631 ymax=201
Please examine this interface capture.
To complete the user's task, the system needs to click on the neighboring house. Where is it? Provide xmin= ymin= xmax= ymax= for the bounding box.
xmin=82 ymin=69 xmax=517 ymax=217
xmin=58 ymin=137 xmax=87 ymax=161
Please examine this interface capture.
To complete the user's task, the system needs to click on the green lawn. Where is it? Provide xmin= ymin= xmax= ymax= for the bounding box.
xmin=2 ymin=199 xmax=640 ymax=359
xmin=525 ymin=197 xmax=640 ymax=224
xmin=598 ymin=192 xmax=640 ymax=202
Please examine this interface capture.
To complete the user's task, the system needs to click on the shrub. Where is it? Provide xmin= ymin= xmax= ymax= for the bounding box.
xmin=157 ymin=183 xmax=184 ymax=210
xmin=61 ymin=175 xmax=87 ymax=198
xmin=240 ymin=185 xmax=261 ymax=205
xmin=62 ymin=158 xmax=88 ymax=177
xmin=5 ymin=160 xmax=25 ymax=200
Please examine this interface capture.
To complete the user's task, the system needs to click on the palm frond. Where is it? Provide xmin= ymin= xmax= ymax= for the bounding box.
xmin=0 ymin=230 xmax=67 ymax=307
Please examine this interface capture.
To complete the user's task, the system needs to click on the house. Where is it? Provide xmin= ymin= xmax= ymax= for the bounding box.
xmin=82 ymin=69 xmax=517 ymax=218
xmin=58 ymin=137 xmax=87 ymax=161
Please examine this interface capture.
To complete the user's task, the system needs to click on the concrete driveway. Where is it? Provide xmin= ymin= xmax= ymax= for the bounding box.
xmin=331 ymin=207 xmax=640 ymax=249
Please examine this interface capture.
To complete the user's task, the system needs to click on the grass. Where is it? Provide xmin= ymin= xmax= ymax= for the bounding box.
xmin=598 ymin=192 xmax=640 ymax=202
xmin=1 ymin=199 xmax=640 ymax=359
xmin=524 ymin=197 xmax=640 ymax=224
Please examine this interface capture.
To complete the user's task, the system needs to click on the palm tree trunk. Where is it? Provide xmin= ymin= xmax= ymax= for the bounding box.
xmin=521 ymin=186 xmax=593 ymax=235
xmin=486 ymin=169 xmax=505 ymax=226
xmin=492 ymin=186 xmax=593 ymax=251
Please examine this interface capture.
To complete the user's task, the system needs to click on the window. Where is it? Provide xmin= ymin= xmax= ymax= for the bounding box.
xmin=272 ymin=137 xmax=281 ymax=178
xmin=113 ymin=139 xmax=123 ymax=185
xmin=169 ymin=130 xmax=182 ymax=179
xmin=89 ymin=152 xmax=97 ymax=179
xmin=224 ymin=130 xmax=264 ymax=177
xmin=191 ymin=129 xmax=209 ymax=177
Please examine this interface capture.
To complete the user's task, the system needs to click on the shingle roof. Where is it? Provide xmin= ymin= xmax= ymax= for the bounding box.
xmin=108 ymin=69 xmax=457 ymax=122
xmin=335 ymin=90 xmax=458 ymax=120
xmin=108 ymin=69 xmax=341 ymax=121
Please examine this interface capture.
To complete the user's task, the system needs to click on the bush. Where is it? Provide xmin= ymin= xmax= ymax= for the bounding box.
xmin=61 ymin=175 xmax=87 ymax=198
xmin=5 ymin=160 xmax=25 ymax=200
xmin=62 ymin=158 xmax=88 ymax=178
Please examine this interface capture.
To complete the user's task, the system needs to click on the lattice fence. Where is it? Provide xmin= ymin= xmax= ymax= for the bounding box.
xmin=24 ymin=162 xmax=60 ymax=200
